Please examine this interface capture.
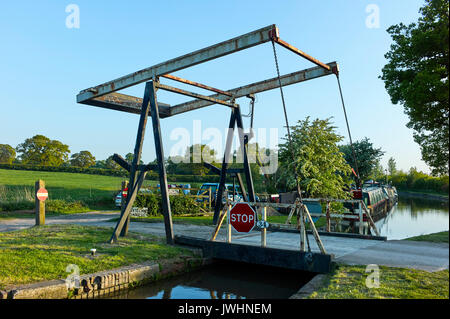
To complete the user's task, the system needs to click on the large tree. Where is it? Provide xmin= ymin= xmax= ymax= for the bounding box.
xmin=70 ymin=150 xmax=96 ymax=168
xmin=277 ymin=117 xmax=352 ymax=199
xmin=339 ymin=137 xmax=384 ymax=183
xmin=381 ymin=0 xmax=449 ymax=175
xmin=0 ymin=144 xmax=16 ymax=164
xmin=16 ymin=135 xmax=70 ymax=167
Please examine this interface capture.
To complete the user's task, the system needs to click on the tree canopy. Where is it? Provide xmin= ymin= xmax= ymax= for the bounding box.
xmin=70 ymin=150 xmax=96 ymax=168
xmin=381 ymin=0 xmax=449 ymax=175
xmin=277 ymin=117 xmax=352 ymax=199
xmin=0 ymin=144 xmax=16 ymax=164
xmin=339 ymin=137 xmax=384 ymax=183
xmin=16 ymin=135 xmax=70 ymax=167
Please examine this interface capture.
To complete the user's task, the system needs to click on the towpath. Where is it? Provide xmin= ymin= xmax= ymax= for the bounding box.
xmin=0 ymin=212 xmax=448 ymax=272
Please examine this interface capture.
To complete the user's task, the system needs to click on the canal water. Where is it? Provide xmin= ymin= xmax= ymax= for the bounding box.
xmin=376 ymin=195 xmax=449 ymax=240
xmin=100 ymin=261 xmax=315 ymax=299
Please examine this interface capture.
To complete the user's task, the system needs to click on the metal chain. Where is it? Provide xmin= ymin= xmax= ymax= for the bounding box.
xmin=336 ymin=74 xmax=361 ymax=187
xmin=272 ymin=39 xmax=313 ymax=252
xmin=271 ymin=40 xmax=304 ymax=202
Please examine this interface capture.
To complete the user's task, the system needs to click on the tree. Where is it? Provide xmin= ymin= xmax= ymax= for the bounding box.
xmin=381 ymin=0 xmax=449 ymax=175
xmin=339 ymin=138 xmax=384 ymax=183
xmin=70 ymin=150 xmax=96 ymax=168
xmin=277 ymin=117 xmax=352 ymax=199
xmin=16 ymin=135 xmax=70 ymax=166
xmin=0 ymin=144 xmax=16 ymax=164
xmin=370 ymin=160 xmax=385 ymax=181
xmin=167 ymin=144 xmax=218 ymax=175
xmin=387 ymin=157 xmax=397 ymax=176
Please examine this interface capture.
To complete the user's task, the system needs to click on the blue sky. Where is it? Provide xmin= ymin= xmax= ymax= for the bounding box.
xmin=0 ymin=0 xmax=429 ymax=172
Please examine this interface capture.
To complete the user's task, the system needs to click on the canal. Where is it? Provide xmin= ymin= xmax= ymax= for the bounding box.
xmin=376 ymin=195 xmax=449 ymax=240
xmin=100 ymin=261 xmax=315 ymax=299
xmin=100 ymin=195 xmax=447 ymax=300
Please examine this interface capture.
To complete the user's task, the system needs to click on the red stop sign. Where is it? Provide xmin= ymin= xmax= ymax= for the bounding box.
xmin=36 ymin=188 xmax=48 ymax=201
xmin=230 ymin=203 xmax=256 ymax=233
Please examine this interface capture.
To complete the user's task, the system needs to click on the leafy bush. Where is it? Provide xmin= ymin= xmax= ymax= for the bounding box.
xmin=134 ymin=193 xmax=200 ymax=216
xmin=45 ymin=200 xmax=90 ymax=214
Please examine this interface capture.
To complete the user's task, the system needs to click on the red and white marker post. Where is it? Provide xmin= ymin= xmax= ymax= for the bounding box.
xmin=35 ymin=180 xmax=47 ymax=225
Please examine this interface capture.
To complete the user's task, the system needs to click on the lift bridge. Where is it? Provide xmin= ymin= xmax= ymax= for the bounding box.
xmin=77 ymin=25 xmax=344 ymax=273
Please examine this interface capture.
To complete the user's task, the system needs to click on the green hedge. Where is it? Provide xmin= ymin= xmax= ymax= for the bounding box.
xmin=0 ymin=163 xmax=223 ymax=183
xmin=390 ymin=171 xmax=449 ymax=194
xmin=0 ymin=199 xmax=90 ymax=214
xmin=134 ymin=193 xmax=200 ymax=216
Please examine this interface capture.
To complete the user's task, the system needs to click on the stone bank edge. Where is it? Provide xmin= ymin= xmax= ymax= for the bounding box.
xmin=1 ymin=249 xmax=210 ymax=299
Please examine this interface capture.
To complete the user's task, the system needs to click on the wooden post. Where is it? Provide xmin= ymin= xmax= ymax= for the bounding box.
xmin=326 ymin=201 xmax=331 ymax=232
xmin=303 ymin=204 xmax=327 ymax=254
xmin=358 ymin=201 xmax=363 ymax=235
xmin=208 ymin=188 xmax=212 ymax=211
xmin=226 ymin=204 xmax=231 ymax=243
xmin=35 ymin=180 xmax=45 ymax=226
xmin=210 ymin=206 xmax=227 ymax=241
xmin=261 ymin=206 xmax=267 ymax=247
xmin=299 ymin=205 xmax=306 ymax=252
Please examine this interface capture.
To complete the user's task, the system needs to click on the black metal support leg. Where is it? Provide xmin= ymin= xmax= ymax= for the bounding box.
xmin=213 ymin=109 xmax=236 ymax=224
xmin=149 ymin=81 xmax=174 ymax=245
xmin=109 ymin=82 xmax=153 ymax=243
xmin=235 ymin=106 xmax=256 ymax=202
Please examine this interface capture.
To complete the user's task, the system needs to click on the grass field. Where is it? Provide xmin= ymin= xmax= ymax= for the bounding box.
xmin=0 ymin=224 xmax=192 ymax=290
xmin=308 ymin=264 xmax=449 ymax=299
xmin=0 ymin=169 xmax=202 ymax=213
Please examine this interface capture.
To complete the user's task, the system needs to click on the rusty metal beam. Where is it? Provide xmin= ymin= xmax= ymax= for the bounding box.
xmin=77 ymin=24 xmax=278 ymax=103
xmin=161 ymin=74 xmax=232 ymax=97
xmin=271 ymin=37 xmax=332 ymax=72
xmin=154 ymin=82 xmax=236 ymax=108
xmin=78 ymin=63 xmax=336 ymax=118
xmin=170 ymin=62 xmax=337 ymax=116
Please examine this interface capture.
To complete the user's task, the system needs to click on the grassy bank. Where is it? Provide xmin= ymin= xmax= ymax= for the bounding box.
xmin=405 ymin=231 xmax=449 ymax=243
xmin=308 ymin=264 xmax=449 ymax=299
xmin=0 ymin=224 xmax=193 ymax=290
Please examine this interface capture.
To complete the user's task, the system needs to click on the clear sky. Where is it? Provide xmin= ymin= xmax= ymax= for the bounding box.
xmin=0 ymin=0 xmax=429 ymax=173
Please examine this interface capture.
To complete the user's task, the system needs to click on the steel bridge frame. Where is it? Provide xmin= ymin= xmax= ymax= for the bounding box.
xmin=76 ymin=24 xmax=338 ymax=244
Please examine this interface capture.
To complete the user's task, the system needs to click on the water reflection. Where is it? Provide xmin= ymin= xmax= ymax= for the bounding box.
xmin=100 ymin=261 xmax=314 ymax=299
xmin=376 ymin=196 xmax=449 ymax=240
